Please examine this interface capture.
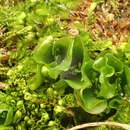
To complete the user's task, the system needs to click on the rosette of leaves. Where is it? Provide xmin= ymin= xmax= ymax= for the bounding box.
xmin=32 ymin=34 xmax=130 ymax=114
xmin=30 ymin=36 xmax=74 ymax=90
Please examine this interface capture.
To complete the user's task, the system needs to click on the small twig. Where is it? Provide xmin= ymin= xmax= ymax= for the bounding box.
xmin=68 ymin=121 xmax=130 ymax=130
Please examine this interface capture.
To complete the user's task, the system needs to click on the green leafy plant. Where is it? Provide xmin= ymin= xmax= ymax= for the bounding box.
xmin=1 ymin=0 xmax=130 ymax=129
xmin=31 ymin=33 xmax=130 ymax=115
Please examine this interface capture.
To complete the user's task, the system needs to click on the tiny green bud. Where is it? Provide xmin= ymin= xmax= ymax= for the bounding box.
xmin=7 ymin=70 xmax=13 ymax=76
xmin=24 ymin=116 xmax=29 ymax=121
xmin=40 ymin=104 xmax=46 ymax=108
xmin=58 ymin=99 xmax=63 ymax=106
xmin=35 ymin=9 xmax=48 ymax=16
xmin=11 ymin=92 xmax=17 ymax=96
xmin=34 ymin=108 xmax=39 ymax=114
xmin=26 ymin=32 xmax=35 ymax=41
xmin=47 ymin=88 xmax=54 ymax=97
xmin=6 ymin=96 xmax=12 ymax=103
xmin=31 ymin=111 xmax=35 ymax=115
xmin=17 ymin=65 xmax=23 ymax=71
xmin=46 ymin=17 xmax=54 ymax=25
xmin=31 ymin=104 xmax=35 ymax=109
xmin=27 ymin=119 xmax=34 ymax=125
xmin=17 ymin=100 xmax=24 ymax=107
xmin=31 ymin=0 xmax=38 ymax=2
xmin=41 ymin=66 xmax=49 ymax=76
xmin=24 ymin=92 xmax=31 ymax=100
xmin=17 ymin=122 xmax=25 ymax=130
xmin=11 ymin=100 xmax=16 ymax=104
xmin=16 ymin=20 xmax=24 ymax=24
xmin=53 ymin=91 xmax=58 ymax=96
xmin=42 ymin=113 xmax=49 ymax=122
xmin=18 ymin=12 xmax=26 ymax=20
xmin=25 ymin=26 xmax=32 ymax=31
xmin=22 ymin=89 xmax=27 ymax=94
xmin=54 ymin=105 xmax=65 ymax=114
xmin=48 ymin=121 xmax=56 ymax=127
xmin=13 ymin=110 xmax=22 ymax=123
xmin=43 ymin=36 xmax=53 ymax=45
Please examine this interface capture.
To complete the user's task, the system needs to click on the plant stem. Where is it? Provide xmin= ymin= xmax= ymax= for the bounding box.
xmin=68 ymin=121 xmax=130 ymax=130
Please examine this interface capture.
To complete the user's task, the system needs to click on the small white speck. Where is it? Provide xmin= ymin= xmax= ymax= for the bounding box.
xmin=120 ymin=93 xmax=124 ymax=96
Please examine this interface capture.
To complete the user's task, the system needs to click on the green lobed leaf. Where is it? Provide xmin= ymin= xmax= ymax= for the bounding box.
xmin=33 ymin=36 xmax=54 ymax=64
xmin=65 ymin=76 xmax=89 ymax=90
xmin=81 ymin=59 xmax=96 ymax=81
xmin=76 ymin=88 xmax=107 ymax=114
xmin=53 ymin=80 xmax=67 ymax=95
xmin=93 ymin=57 xmax=108 ymax=72
xmin=99 ymin=75 xmax=116 ymax=99
xmin=71 ymin=36 xmax=83 ymax=66
xmin=124 ymin=66 xmax=130 ymax=97
xmin=48 ymin=37 xmax=74 ymax=79
xmin=101 ymin=65 xmax=115 ymax=77
xmin=106 ymin=53 xmax=123 ymax=74
xmin=65 ymin=37 xmax=92 ymax=90
xmin=109 ymin=98 xmax=123 ymax=109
